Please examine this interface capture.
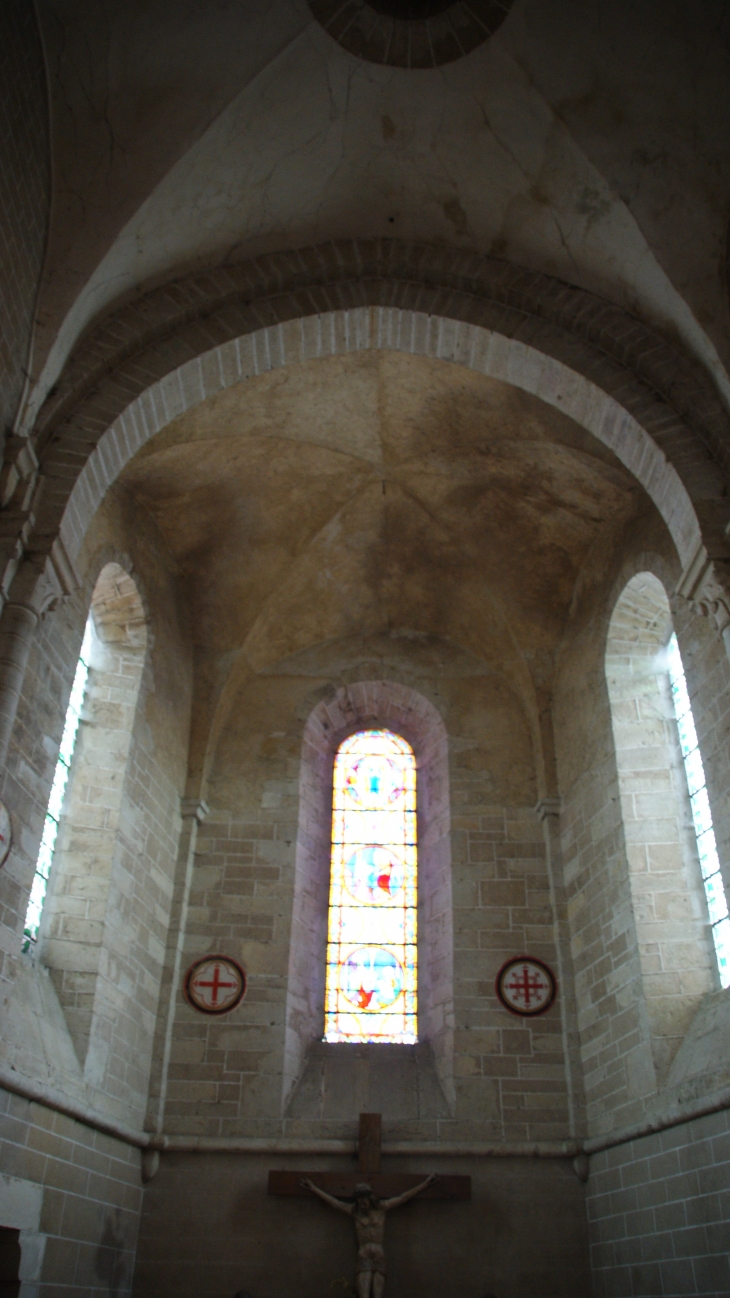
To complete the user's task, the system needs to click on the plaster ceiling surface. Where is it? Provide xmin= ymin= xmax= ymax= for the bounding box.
xmin=29 ymin=0 xmax=730 ymax=426
xmin=117 ymin=351 xmax=640 ymax=686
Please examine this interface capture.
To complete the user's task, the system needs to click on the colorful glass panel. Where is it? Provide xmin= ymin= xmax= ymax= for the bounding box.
xmin=667 ymin=634 xmax=730 ymax=988
xmin=324 ymin=729 xmax=417 ymax=1043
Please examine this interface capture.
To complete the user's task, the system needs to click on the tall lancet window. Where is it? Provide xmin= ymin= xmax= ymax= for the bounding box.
xmin=667 ymin=634 xmax=730 ymax=986
xmin=23 ymin=618 xmax=93 ymax=950
xmin=324 ymin=730 xmax=418 ymax=1044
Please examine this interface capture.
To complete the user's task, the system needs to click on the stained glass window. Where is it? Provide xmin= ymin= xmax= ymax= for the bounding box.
xmin=23 ymin=618 xmax=93 ymax=952
xmin=667 ymin=634 xmax=730 ymax=988
xmin=324 ymin=729 xmax=418 ymax=1044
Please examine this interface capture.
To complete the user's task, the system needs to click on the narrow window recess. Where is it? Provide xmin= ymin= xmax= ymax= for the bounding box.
xmin=667 ymin=634 xmax=730 ymax=988
xmin=23 ymin=618 xmax=93 ymax=952
xmin=324 ymin=729 xmax=418 ymax=1043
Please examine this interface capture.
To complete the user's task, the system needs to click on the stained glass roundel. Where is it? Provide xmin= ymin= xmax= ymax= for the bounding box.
xmin=324 ymin=730 xmax=417 ymax=1044
xmin=345 ymin=846 xmax=405 ymax=904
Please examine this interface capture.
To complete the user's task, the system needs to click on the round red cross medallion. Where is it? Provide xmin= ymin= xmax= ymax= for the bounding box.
xmin=183 ymin=955 xmax=247 ymax=1015
xmin=495 ymin=956 xmax=556 ymax=1017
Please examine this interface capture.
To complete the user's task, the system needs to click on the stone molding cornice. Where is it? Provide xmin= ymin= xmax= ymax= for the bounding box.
xmin=2 ymin=1060 xmax=728 ymax=1167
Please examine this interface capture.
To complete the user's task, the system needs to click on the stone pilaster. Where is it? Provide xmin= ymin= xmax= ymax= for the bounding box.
xmin=145 ymin=797 xmax=209 ymax=1136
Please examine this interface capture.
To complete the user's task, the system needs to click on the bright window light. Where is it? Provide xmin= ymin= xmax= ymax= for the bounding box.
xmin=667 ymin=634 xmax=730 ymax=988
xmin=324 ymin=729 xmax=418 ymax=1043
xmin=23 ymin=619 xmax=92 ymax=952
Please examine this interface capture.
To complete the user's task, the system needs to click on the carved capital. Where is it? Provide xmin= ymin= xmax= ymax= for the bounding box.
xmin=180 ymin=798 xmax=210 ymax=824
xmin=0 ymin=533 xmax=80 ymax=623
xmin=676 ymin=544 xmax=730 ymax=638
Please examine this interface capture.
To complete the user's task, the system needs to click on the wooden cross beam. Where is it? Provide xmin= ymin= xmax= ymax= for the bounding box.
xmin=268 ymin=1113 xmax=470 ymax=1201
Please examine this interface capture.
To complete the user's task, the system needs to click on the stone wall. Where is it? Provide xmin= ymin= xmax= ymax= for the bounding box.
xmin=42 ymin=566 xmax=149 ymax=1077
xmin=0 ymin=492 xmax=191 ymax=1123
xmin=587 ymin=1109 xmax=730 ymax=1298
xmin=0 ymin=1087 xmax=141 ymax=1297
xmin=605 ymin=573 xmax=716 ymax=1086
xmin=556 ymin=662 xmax=655 ymax=1133
xmin=0 ymin=492 xmax=191 ymax=1293
xmin=159 ymin=666 xmax=574 ymax=1145
xmin=133 ymin=1150 xmax=590 ymax=1298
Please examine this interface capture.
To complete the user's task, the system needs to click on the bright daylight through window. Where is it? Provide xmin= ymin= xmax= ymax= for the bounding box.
xmin=324 ymin=729 xmax=418 ymax=1043
xmin=667 ymin=634 xmax=730 ymax=988
xmin=23 ymin=619 xmax=92 ymax=952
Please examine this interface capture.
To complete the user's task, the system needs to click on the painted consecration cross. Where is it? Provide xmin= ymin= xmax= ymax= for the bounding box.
xmin=495 ymin=956 xmax=556 ymax=1017
xmin=183 ymin=954 xmax=247 ymax=1015
xmin=268 ymin=1114 xmax=470 ymax=1298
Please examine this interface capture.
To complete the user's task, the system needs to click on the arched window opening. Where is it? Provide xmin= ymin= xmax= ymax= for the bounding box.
xmin=23 ymin=617 xmax=94 ymax=951
xmin=667 ymin=634 xmax=730 ymax=987
xmin=324 ymin=730 xmax=417 ymax=1044
xmin=21 ymin=562 xmax=148 ymax=1068
xmin=606 ymin=574 xmax=717 ymax=1081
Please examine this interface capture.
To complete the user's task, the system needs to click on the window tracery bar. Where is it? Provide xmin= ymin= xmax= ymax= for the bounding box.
xmin=667 ymin=634 xmax=730 ymax=987
xmin=324 ymin=729 xmax=418 ymax=1043
xmin=23 ymin=619 xmax=92 ymax=951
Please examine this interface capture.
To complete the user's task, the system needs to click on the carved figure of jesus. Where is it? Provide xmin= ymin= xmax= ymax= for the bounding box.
xmin=301 ymin=1173 xmax=437 ymax=1298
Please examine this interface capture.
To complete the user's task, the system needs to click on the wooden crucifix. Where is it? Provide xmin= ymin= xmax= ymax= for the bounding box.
xmin=268 ymin=1113 xmax=470 ymax=1298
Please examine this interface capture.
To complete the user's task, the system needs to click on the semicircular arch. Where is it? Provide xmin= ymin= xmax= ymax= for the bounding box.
xmin=57 ymin=305 xmax=703 ymax=577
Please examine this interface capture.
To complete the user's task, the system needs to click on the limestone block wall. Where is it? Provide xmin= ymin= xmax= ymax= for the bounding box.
xmin=450 ymin=802 xmax=571 ymax=1142
xmin=160 ymin=668 xmax=574 ymax=1144
xmin=0 ymin=1088 xmax=141 ymax=1298
xmin=0 ymin=595 xmax=85 ymax=1008
xmin=559 ymin=730 xmax=654 ymax=1133
xmin=0 ymin=496 xmax=191 ymax=1292
xmin=165 ymin=802 xmax=286 ymax=1135
xmin=0 ymin=542 xmax=188 ymax=1129
xmin=553 ymin=538 xmax=729 ymax=1136
xmin=605 ymin=573 xmax=716 ymax=1085
xmin=42 ymin=568 xmax=150 ymax=1080
xmin=587 ymin=1108 xmax=730 ymax=1298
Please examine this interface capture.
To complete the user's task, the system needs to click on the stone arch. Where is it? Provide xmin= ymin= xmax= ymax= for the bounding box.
xmin=605 ymin=571 xmax=716 ymax=1084
xmin=55 ymin=307 xmax=701 ymax=577
xmin=40 ymin=561 xmax=149 ymax=1076
xmin=21 ymin=241 xmax=730 ymax=594
xmin=283 ymin=681 xmax=454 ymax=1113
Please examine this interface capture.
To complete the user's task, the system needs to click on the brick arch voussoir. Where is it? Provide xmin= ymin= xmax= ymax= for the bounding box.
xmin=28 ymin=241 xmax=730 ymax=564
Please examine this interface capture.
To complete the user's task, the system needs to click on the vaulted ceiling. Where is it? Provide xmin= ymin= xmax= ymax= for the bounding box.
xmin=117 ymin=351 xmax=641 ymax=676
xmin=30 ymin=0 xmax=730 ymax=432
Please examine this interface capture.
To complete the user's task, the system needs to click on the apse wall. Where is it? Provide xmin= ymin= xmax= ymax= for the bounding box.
xmin=131 ymin=659 xmax=590 ymax=1298
xmin=0 ymin=488 xmax=192 ymax=1296
xmin=156 ymin=665 xmax=573 ymax=1142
